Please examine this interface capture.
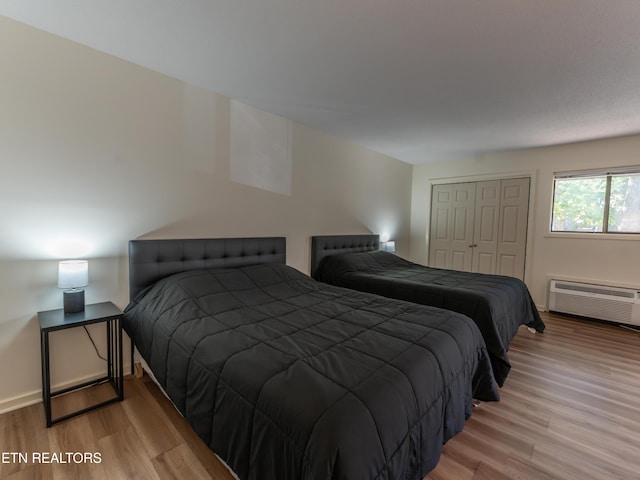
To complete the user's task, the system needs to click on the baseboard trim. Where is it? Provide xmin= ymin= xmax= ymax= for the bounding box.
xmin=0 ymin=365 xmax=131 ymax=415
xmin=0 ymin=393 xmax=42 ymax=415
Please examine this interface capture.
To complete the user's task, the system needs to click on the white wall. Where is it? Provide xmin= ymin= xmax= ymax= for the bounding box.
xmin=0 ymin=18 xmax=412 ymax=410
xmin=411 ymin=136 xmax=640 ymax=309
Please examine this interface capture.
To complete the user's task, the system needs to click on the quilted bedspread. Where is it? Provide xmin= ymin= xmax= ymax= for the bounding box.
xmin=124 ymin=263 xmax=498 ymax=480
xmin=314 ymin=250 xmax=545 ymax=387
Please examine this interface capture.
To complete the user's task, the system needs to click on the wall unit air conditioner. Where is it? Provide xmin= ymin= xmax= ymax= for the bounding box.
xmin=549 ymin=280 xmax=640 ymax=325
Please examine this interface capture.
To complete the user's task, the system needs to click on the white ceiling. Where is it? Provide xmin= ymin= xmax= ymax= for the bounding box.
xmin=3 ymin=1 xmax=640 ymax=164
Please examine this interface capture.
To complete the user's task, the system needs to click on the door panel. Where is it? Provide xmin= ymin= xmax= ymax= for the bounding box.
xmin=452 ymin=250 xmax=468 ymax=271
xmin=433 ymin=207 xmax=450 ymax=240
xmin=501 ymin=206 xmax=520 ymax=242
xmin=497 ymin=254 xmax=518 ymax=277
xmin=479 ymin=207 xmax=497 ymax=240
xmin=477 ymin=252 xmax=496 ymax=273
xmin=432 ymin=249 xmax=448 ymax=268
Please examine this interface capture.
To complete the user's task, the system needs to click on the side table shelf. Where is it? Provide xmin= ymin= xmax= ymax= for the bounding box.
xmin=38 ymin=301 xmax=124 ymax=427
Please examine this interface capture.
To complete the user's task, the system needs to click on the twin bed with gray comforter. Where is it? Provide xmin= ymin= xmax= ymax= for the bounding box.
xmin=311 ymin=234 xmax=545 ymax=386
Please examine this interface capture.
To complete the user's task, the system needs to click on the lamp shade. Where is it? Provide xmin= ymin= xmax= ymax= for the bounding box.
xmin=58 ymin=260 xmax=88 ymax=289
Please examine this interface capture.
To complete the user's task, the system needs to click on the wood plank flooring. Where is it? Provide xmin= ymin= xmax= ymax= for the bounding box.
xmin=426 ymin=312 xmax=640 ymax=480
xmin=1 ymin=312 xmax=639 ymax=479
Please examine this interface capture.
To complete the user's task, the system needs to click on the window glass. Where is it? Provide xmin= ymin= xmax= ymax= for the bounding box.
xmin=551 ymin=177 xmax=606 ymax=232
xmin=608 ymin=174 xmax=640 ymax=233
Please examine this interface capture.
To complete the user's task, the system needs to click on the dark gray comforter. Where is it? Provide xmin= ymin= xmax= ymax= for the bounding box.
xmin=124 ymin=263 xmax=498 ymax=480
xmin=314 ymin=250 xmax=545 ymax=387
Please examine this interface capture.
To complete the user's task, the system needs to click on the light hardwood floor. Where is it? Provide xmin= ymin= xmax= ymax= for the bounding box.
xmin=1 ymin=312 xmax=639 ymax=479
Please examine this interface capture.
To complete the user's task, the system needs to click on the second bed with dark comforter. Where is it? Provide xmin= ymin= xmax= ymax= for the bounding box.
xmin=313 ymin=249 xmax=545 ymax=386
xmin=124 ymin=262 xmax=498 ymax=480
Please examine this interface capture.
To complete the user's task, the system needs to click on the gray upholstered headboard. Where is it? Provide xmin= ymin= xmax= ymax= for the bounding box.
xmin=310 ymin=234 xmax=379 ymax=278
xmin=128 ymin=237 xmax=286 ymax=302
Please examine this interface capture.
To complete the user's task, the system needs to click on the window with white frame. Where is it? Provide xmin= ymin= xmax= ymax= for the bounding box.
xmin=551 ymin=167 xmax=640 ymax=234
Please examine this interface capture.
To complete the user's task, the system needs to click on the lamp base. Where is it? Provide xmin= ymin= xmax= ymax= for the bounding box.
xmin=63 ymin=289 xmax=85 ymax=314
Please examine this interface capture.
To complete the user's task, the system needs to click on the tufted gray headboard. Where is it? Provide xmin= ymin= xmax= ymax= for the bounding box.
xmin=128 ymin=237 xmax=286 ymax=302
xmin=310 ymin=234 xmax=379 ymax=278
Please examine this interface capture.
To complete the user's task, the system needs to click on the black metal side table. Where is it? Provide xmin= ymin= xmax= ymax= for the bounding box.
xmin=38 ymin=301 xmax=124 ymax=427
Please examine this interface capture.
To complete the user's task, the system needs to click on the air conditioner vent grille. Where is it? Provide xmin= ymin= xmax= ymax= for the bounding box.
xmin=553 ymin=294 xmax=633 ymax=323
xmin=549 ymin=279 xmax=640 ymax=326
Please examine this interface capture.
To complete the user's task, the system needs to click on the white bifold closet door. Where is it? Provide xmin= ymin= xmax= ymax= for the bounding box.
xmin=429 ymin=177 xmax=530 ymax=280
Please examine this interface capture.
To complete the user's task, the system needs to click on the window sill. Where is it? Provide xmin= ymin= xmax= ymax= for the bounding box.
xmin=545 ymin=232 xmax=640 ymax=241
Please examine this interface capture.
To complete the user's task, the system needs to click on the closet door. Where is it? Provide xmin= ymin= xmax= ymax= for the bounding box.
xmin=496 ymin=177 xmax=530 ymax=278
xmin=428 ymin=177 xmax=530 ymax=279
xmin=429 ymin=183 xmax=476 ymax=271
